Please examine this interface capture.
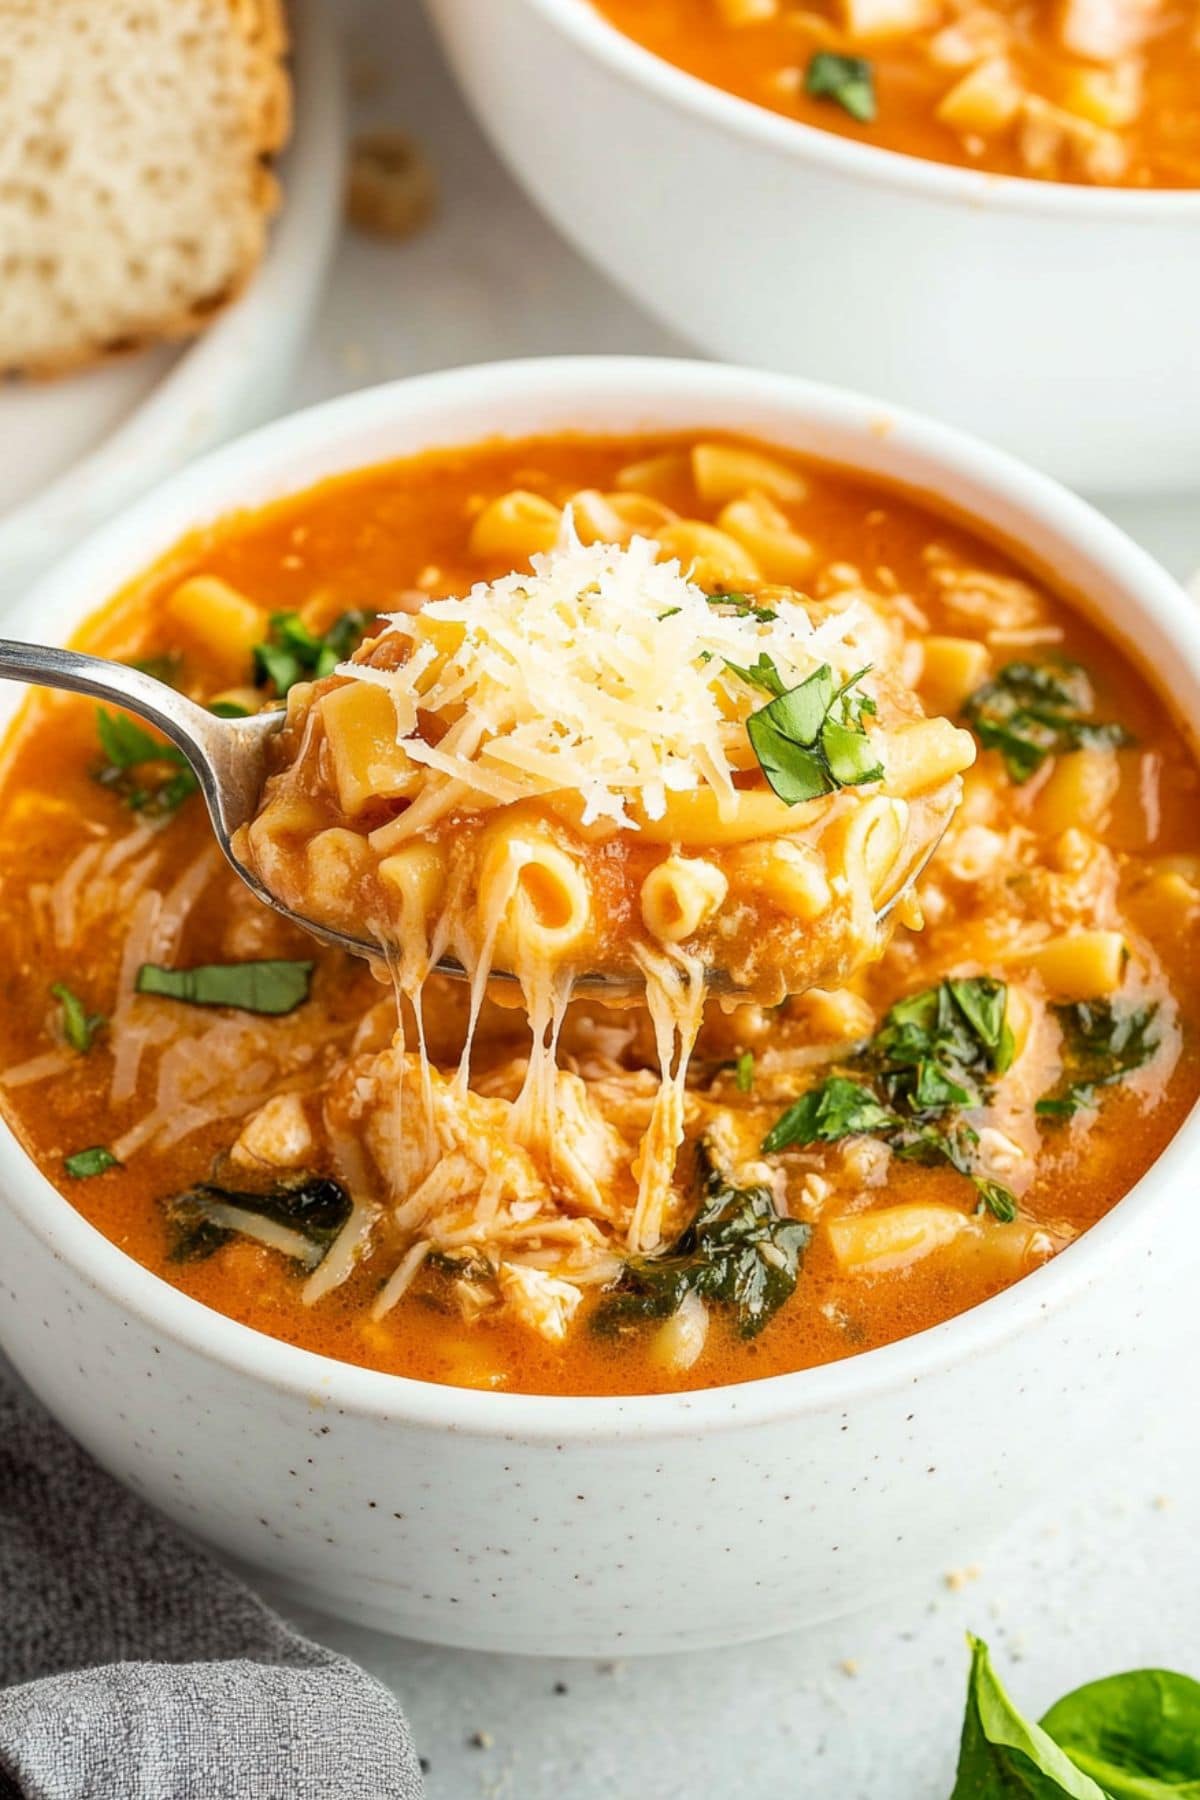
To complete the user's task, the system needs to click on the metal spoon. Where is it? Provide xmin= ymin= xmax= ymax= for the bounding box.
xmin=0 ymin=640 xmax=949 ymax=997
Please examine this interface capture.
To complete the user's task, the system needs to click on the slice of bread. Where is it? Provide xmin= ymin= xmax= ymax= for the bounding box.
xmin=0 ymin=0 xmax=291 ymax=377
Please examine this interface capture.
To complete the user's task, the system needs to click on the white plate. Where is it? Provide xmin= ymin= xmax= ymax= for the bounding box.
xmin=0 ymin=0 xmax=344 ymax=602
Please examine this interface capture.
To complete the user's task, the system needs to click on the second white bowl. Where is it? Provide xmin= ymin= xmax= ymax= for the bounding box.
xmin=422 ymin=0 xmax=1200 ymax=495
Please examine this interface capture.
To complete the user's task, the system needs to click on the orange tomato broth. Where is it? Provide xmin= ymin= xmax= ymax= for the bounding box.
xmin=590 ymin=0 xmax=1200 ymax=187
xmin=0 ymin=429 xmax=1196 ymax=1396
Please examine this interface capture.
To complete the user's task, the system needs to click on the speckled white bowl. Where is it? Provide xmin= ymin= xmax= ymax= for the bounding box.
xmin=1 ymin=359 xmax=1198 ymax=1655
xmin=422 ymin=0 xmax=1200 ymax=494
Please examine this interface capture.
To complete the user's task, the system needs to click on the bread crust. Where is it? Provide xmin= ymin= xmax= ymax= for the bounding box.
xmin=3 ymin=0 xmax=292 ymax=381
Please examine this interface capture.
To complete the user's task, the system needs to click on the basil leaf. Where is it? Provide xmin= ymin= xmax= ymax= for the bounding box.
xmin=950 ymin=1635 xmax=1109 ymax=1798
xmin=821 ymin=716 xmax=884 ymax=786
xmin=1040 ymin=1669 xmax=1200 ymax=1798
xmin=65 ymin=1146 xmax=120 ymax=1180
xmin=94 ymin=708 xmax=198 ymax=818
xmin=51 ymin=982 xmax=105 ymax=1054
xmin=253 ymin=609 xmax=372 ymax=697
xmin=136 ymin=959 xmax=314 ymax=1016
xmin=975 ymin=1178 xmax=1019 ymax=1223
xmin=1036 ymin=1001 xmax=1157 ymax=1122
xmin=724 ymin=653 xmax=787 ymax=698
xmin=735 ymin=1050 xmax=755 ymax=1094
xmin=762 ymin=1076 xmax=895 ymax=1153
xmin=963 ymin=661 xmax=1130 ymax=786
xmin=745 ymin=715 xmax=833 ymax=804
xmin=805 ymin=51 xmax=877 ymax=123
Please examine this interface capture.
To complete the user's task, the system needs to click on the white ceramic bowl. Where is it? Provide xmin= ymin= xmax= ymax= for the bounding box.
xmin=421 ymin=0 xmax=1200 ymax=496
xmin=1 ymin=358 xmax=1198 ymax=1656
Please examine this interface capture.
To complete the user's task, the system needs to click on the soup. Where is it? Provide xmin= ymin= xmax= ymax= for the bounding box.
xmin=0 ymin=431 xmax=1196 ymax=1395
xmin=590 ymin=0 xmax=1200 ymax=186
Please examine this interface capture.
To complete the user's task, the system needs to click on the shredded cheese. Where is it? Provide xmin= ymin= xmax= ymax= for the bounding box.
xmin=341 ymin=526 xmax=871 ymax=830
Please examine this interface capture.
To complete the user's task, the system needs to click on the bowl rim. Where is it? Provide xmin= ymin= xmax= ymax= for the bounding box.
xmin=517 ymin=0 xmax=1200 ymax=219
xmin=5 ymin=352 xmax=1200 ymax=1443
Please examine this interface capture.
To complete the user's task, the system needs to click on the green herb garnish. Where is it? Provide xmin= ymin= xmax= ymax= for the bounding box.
xmin=252 ymin=609 xmax=372 ymax=697
xmin=763 ymin=977 xmax=1018 ymax=1221
xmin=963 ymin=660 xmax=1130 ymax=785
xmin=707 ymin=592 xmax=779 ymax=624
xmin=94 ymin=709 xmax=198 ymax=818
xmin=164 ymin=1175 xmax=351 ymax=1268
xmin=1036 ymin=999 xmax=1158 ymax=1120
xmin=135 ymin=959 xmax=314 ymax=1016
xmin=64 ymin=1146 xmax=120 ymax=1179
xmin=51 ymin=982 xmax=105 ymax=1054
xmin=744 ymin=663 xmax=883 ymax=805
xmin=805 ymin=51 xmax=877 ymax=123
xmin=594 ymin=1143 xmax=810 ymax=1340
xmin=734 ymin=1050 xmax=756 ymax=1094
xmin=129 ymin=651 xmax=184 ymax=686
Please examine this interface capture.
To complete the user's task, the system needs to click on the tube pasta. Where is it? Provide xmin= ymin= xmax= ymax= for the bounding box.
xmin=468 ymin=490 xmax=561 ymax=560
xmin=476 ymin=820 xmax=592 ymax=967
xmin=653 ymin=520 xmax=760 ymax=587
xmin=164 ymin=575 xmax=264 ymax=676
xmin=879 ymin=717 xmax=977 ymax=797
xmin=918 ymin=636 xmax=990 ymax=715
xmin=640 ymin=855 xmax=728 ymax=943
xmin=827 ymin=1203 xmax=973 ymax=1274
xmin=1022 ymin=929 xmax=1126 ymax=999
xmin=840 ymin=795 xmax=910 ymax=907
xmin=727 ymin=839 xmax=830 ymax=921
xmin=691 ymin=442 xmax=807 ymax=506
xmin=320 ymin=680 xmax=421 ymax=815
xmin=716 ymin=491 xmax=815 ymax=584
xmin=569 ymin=489 xmax=677 ymax=546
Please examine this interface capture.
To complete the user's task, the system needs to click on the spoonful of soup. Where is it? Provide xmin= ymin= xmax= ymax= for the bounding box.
xmin=0 ymin=535 xmax=974 ymax=1004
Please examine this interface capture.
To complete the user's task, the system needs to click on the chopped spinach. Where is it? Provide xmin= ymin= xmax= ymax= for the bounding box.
xmin=763 ymin=977 xmax=1018 ymax=1220
xmin=65 ymin=1146 xmax=120 ymax=1179
xmin=135 ymin=959 xmax=314 ymax=1016
xmin=962 ymin=660 xmax=1130 ymax=785
xmin=805 ymin=51 xmax=877 ymax=123
xmin=594 ymin=1143 xmax=810 ymax=1340
xmin=253 ymin=609 xmax=372 ymax=697
xmin=94 ymin=708 xmax=198 ymax=818
xmin=51 ymin=982 xmax=105 ymax=1054
xmin=1036 ymin=1000 xmax=1159 ymax=1120
xmin=165 ymin=1175 xmax=351 ymax=1267
xmin=744 ymin=662 xmax=883 ymax=805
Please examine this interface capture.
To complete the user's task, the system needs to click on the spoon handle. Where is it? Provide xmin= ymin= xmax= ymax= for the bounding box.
xmin=0 ymin=638 xmax=278 ymax=841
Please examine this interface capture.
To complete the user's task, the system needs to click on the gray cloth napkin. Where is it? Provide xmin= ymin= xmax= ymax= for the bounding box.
xmin=0 ymin=1373 xmax=424 ymax=1800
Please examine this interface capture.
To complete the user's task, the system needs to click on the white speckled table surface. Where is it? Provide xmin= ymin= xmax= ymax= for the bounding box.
xmin=174 ymin=1 xmax=1200 ymax=1790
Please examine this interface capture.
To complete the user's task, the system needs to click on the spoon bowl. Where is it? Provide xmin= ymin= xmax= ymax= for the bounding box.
xmin=0 ymin=638 xmax=950 ymax=998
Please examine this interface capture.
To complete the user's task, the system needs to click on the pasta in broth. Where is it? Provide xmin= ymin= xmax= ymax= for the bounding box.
xmin=239 ymin=503 xmax=974 ymax=1269
xmin=0 ymin=430 xmax=1196 ymax=1395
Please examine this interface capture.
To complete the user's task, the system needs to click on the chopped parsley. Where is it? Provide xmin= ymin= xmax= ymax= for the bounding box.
xmin=51 ymin=983 xmax=105 ymax=1054
xmin=252 ymin=609 xmax=372 ymax=697
xmin=94 ymin=709 xmax=198 ymax=818
xmin=64 ymin=1146 xmax=120 ymax=1179
xmin=135 ymin=959 xmax=314 ymax=1016
xmin=743 ymin=662 xmax=883 ymax=805
xmin=1036 ymin=999 xmax=1159 ymax=1120
xmin=594 ymin=1143 xmax=811 ymax=1340
xmin=962 ymin=660 xmax=1130 ymax=785
xmin=763 ymin=976 xmax=1019 ymax=1221
xmin=804 ymin=51 xmax=877 ymax=124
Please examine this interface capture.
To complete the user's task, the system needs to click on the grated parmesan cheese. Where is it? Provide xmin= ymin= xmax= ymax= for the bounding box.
xmin=341 ymin=526 xmax=872 ymax=829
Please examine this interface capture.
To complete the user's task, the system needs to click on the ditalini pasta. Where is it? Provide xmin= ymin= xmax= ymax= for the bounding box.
xmin=591 ymin=0 xmax=1200 ymax=187
xmin=0 ymin=430 xmax=1196 ymax=1395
